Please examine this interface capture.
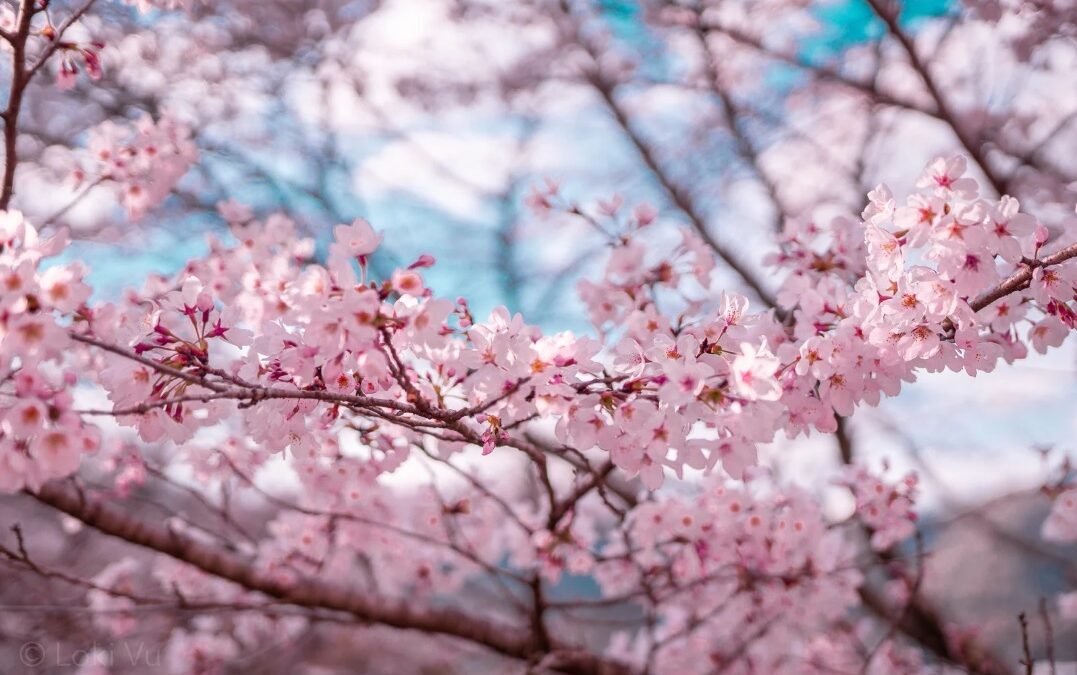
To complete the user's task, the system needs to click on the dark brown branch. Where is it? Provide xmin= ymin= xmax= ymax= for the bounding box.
xmin=0 ymin=0 xmax=36 ymax=210
xmin=1018 ymin=612 xmax=1033 ymax=675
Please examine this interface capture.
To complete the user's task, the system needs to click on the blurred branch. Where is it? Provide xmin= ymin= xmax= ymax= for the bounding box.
xmin=863 ymin=0 xmax=1007 ymax=197
xmin=836 ymin=418 xmax=1014 ymax=675
xmin=28 ymin=480 xmax=634 ymax=675
xmin=859 ymin=531 xmax=925 ymax=674
xmin=556 ymin=0 xmax=778 ymax=309
xmin=691 ymin=18 xmax=788 ymax=232
xmin=697 ymin=13 xmax=1065 ymax=187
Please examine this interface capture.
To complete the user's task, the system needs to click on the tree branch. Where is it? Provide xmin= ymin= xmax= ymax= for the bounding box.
xmin=555 ymin=0 xmax=777 ymax=309
xmin=863 ymin=0 xmax=1008 ymax=197
xmin=28 ymin=480 xmax=633 ymax=675
xmin=0 ymin=0 xmax=36 ymax=210
xmin=969 ymin=243 xmax=1077 ymax=312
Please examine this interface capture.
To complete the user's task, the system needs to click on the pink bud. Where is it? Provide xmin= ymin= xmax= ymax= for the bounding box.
xmin=408 ymin=254 xmax=436 ymax=269
xmin=634 ymin=203 xmax=658 ymax=227
xmin=1034 ymin=223 xmax=1049 ymax=246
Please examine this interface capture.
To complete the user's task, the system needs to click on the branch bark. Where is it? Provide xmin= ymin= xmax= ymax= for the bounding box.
xmin=555 ymin=0 xmax=778 ymax=310
xmin=0 ymin=0 xmax=36 ymax=210
xmin=28 ymin=481 xmax=633 ymax=675
xmin=969 ymin=243 xmax=1077 ymax=312
xmin=0 ymin=0 xmax=98 ymax=210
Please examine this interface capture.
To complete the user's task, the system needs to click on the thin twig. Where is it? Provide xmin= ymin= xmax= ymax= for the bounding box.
xmin=1018 ymin=611 xmax=1033 ymax=675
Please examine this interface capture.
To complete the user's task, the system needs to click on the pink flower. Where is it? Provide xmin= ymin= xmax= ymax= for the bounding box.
xmin=1029 ymin=265 xmax=1073 ymax=304
xmin=613 ymin=337 xmax=648 ymax=378
xmin=953 ymin=330 xmax=1003 ymax=374
xmin=916 ymin=155 xmax=978 ymax=198
xmin=391 ymin=269 xmax=425 ymax=296
xmin=976 ymin=296 xmax=1027 ymax=332
xmin=217 ymin=200 xmax=253 ymax=225
xmin=8 ymin=399 xmax=46 ymax=438
xmin=56 ymin=61 xmax=77 ymax=90
xmin=2 ymin=313 xmax=68 ymax=365
xmin=865 ymin=224 xmax=903 ymax=281
xmin=709 ymin=437 xmax=756 ymax=480
xmin=985 ymin=196 xmax=1035 ymax=263
xmin=658 ymin=357 xmax=713 ymax=406
xmin=862 ymin=184 xmax=895 ymax=225
xmin=1029 ymin=315 xmax=1068 ymax=354
xmin=896 ymin=324 xmax=941 ymax=361
xmin=604 ymin=239 xmax=647 ymax=283
xmin=37 ymin=265 xmax=91 ymax=313
xmin=719 ymin=292 xmax=750 ymax=328
xmin=730 ymin=340 xmax=781 ymax=402
xmin=633 ymin=203 xmax=658 ymax=226
xmin=332 ymin=218 xmax=382 ymax=258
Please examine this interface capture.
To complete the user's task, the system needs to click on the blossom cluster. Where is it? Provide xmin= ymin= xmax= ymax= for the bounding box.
xmin=0 ymin=212 xmax=99 ymax=491
xmin=2 ymin=156 xmax=1073 ymax=499
xmin=0 ymin=151 xmax=1070 ymax=675
xmin=595 ymin=474 xmax=922 ymax=674
xmin=565 ymin=156 xmax=1075 ymax=487
xmin=772 ymin=157 xmax=1074 ymax=433
xmin=75 ymin=115 xmax=197 ymax=221
xmin=841 ymin=465 xmax=918 ymax=551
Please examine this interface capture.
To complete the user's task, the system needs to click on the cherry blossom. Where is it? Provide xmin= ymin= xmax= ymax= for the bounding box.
xmin=76 ymin=115 xmax=197 ymax=221
xmin=0 ymin=0 xmax=1073 ymax=670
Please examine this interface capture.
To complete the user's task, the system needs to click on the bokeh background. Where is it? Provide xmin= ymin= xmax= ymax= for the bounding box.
xmin=1 ymin=0 xmax=1076 ymax=670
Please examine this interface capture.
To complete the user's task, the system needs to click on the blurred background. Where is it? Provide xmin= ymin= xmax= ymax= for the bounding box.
xmin=1 ymin=0 xmax=1076 ymax=671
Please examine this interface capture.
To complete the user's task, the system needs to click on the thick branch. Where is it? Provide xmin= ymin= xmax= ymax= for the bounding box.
xmin=28 ymin=481 xmax=632 ymax=675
